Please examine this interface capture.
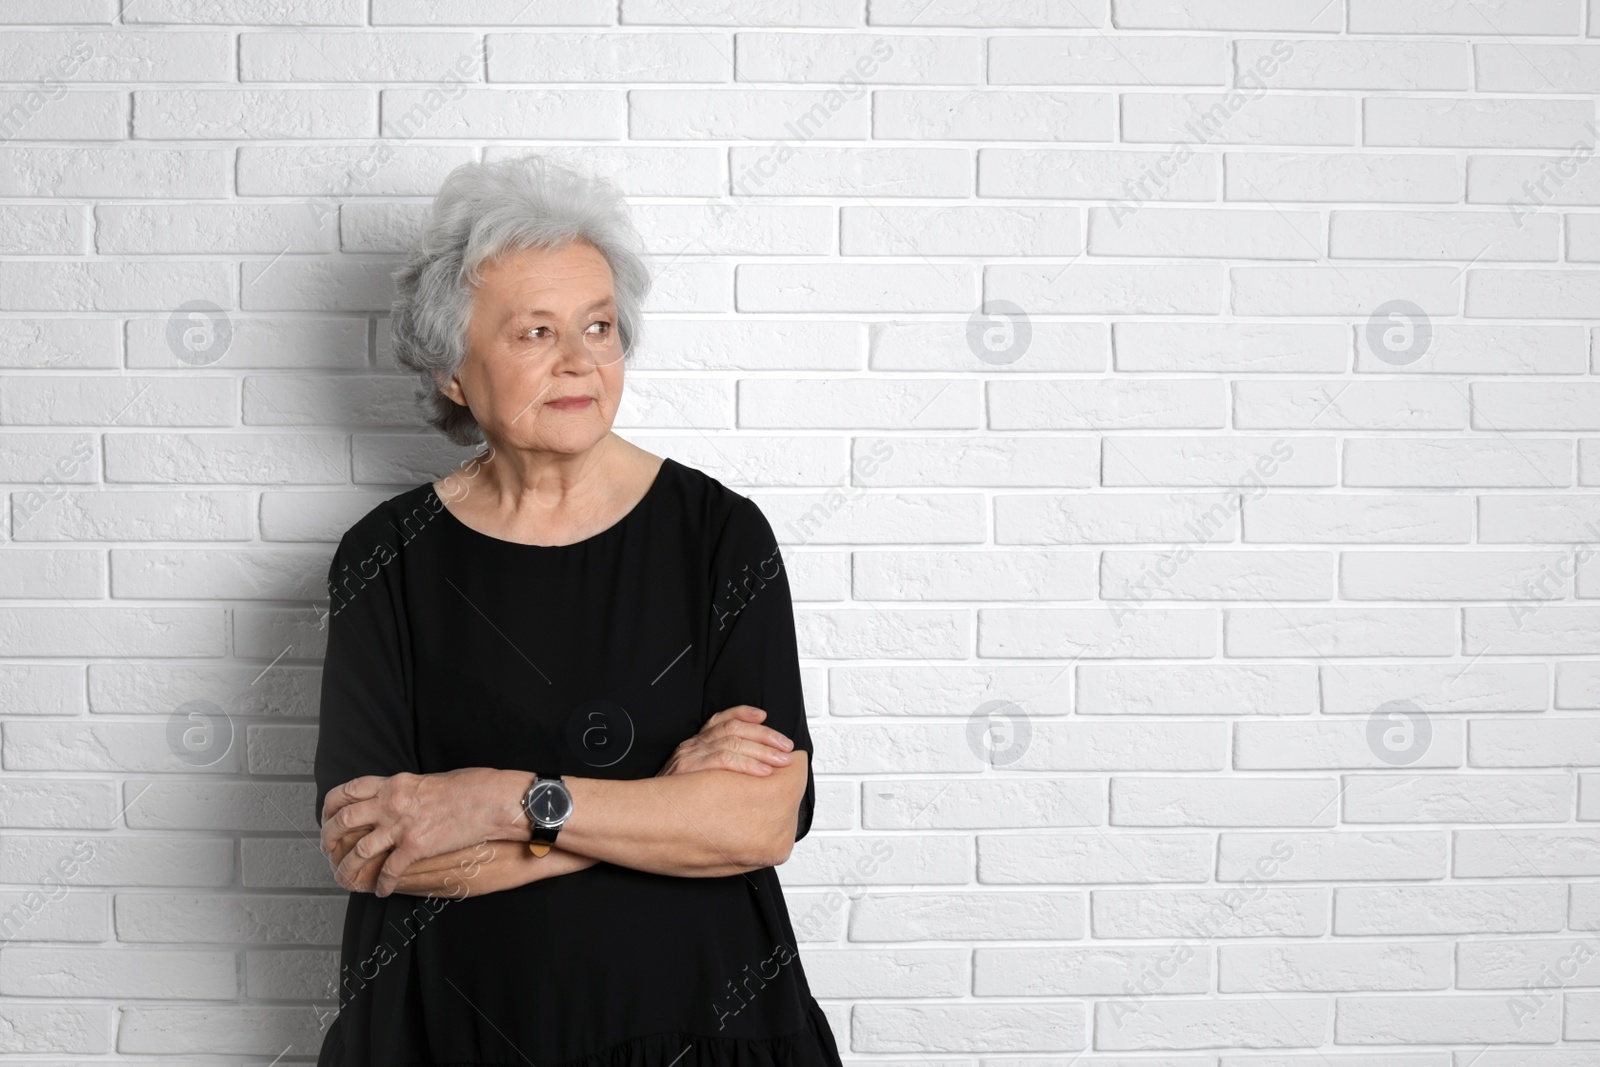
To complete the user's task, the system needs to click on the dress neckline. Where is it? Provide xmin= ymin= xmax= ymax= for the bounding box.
xmin=433 ymin=456 xmax=674 ymax=549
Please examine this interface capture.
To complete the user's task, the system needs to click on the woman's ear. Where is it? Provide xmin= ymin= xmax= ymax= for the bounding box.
xmin=436 ymin=372 xmax=464 ymax=405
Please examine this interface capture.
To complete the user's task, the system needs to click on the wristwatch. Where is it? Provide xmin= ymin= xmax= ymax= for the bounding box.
xmin=521 ymin=770 xmax=573 ymax=857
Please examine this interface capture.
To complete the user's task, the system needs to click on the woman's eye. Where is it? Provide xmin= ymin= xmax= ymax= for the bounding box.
xmin=522 ymin=324 xmax=610 ymax=340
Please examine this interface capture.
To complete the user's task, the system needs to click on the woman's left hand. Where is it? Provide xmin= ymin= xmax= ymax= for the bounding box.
xmin=324 ymin=824 xmax=390 ymax=894
xmin=319 ymin=767 xmax=521 ymax=897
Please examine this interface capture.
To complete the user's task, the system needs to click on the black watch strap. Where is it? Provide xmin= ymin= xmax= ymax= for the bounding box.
xmin=525 ymin=770 xmax=565 ymax=857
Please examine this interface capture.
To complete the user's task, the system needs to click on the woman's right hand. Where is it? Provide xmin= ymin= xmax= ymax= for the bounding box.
xmin=656 ymin=704 xmax=796 ymax=778
xmin=326 ymin=824 xmax=600 ymax=896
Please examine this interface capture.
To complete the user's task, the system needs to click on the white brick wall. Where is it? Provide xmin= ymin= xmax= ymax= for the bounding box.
xmin=1 ymin=1 xmax=1598 ymax=1062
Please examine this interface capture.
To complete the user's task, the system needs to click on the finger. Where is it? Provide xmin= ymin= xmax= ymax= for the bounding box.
xmin=734 ymin=735 xmax=792 ymax=765
xmin=322 ymin=774 xmax=384 ymax=818
xmin=333 ymin=842 xmax=371 ymax=890
xmin=326 ymin=827 xmax=363 ymax=864
xmin=333 ymin=824 xmax=397 ymax=887
xmin=689 ymin=746 xmax=784 ymax=772
xmin=321 ymin=813 xmax=368 ymax=856
xmin=329 ymin=839 xmax=357 ymax=872
xmin=327 ymin=796 xmax=385 ymax=840
xmin=716 ymin=720 xmax=795 ymax=752
xmin=351 ymin=822 xmax=398 ymax=863
xmin=714 ymin=749 xmax=775 ymax=776
xmin=332 ymin=835 xmax=370 ymax=887
xmin=344 ymin=848 xmax=390 ymax=893
xmin=703 ymin=704 xmax=765 ymax=730
xmin=321 ymin=774 xmax=386 ymax=826
xmin=715 ymin=733 xmax=792 ymax=765
xmin=701 ymin=723 xmax=794 ymax=760
xmin=375 ymin=846 xmax=418 ymax=898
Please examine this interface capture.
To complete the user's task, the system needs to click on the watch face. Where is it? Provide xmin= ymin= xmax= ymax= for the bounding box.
xmin=529 ymin=779 xmax=573 ymax=827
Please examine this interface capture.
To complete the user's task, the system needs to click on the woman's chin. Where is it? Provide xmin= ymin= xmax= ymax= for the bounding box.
xmin=493 ymin=425 xmax=610 ymax=456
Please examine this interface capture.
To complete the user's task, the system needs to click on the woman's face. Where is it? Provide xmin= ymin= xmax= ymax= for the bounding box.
xmin=441 ymin=240 xmax=626 ymax=456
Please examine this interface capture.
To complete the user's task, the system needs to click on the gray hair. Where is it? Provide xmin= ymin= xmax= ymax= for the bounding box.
xmin=389 ymin=154 xmax=654 ymax=446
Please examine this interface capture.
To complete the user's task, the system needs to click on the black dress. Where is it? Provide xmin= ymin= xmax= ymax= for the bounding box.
xmin=311 ymin=455 xmax=839 ymax=1067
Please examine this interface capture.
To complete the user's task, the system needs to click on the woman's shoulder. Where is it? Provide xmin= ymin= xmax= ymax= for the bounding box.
xmin=331 ymin=482 xmax=445 ymax=560
xmin=662 ymin=455 xmax=780 ymax=549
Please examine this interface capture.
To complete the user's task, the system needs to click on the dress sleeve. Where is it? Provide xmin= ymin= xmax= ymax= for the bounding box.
xmin=703 ymin=497 xmax=815 ymax=844
xmin=312 ymin=530 xmax=419 ymax=829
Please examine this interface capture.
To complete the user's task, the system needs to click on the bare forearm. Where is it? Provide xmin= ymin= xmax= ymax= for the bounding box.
xmin=399 ymin=841 xmax=598 ymax=898
xmin=335 ymin=835 xmax=598 ymax=898
xmin=318 ymin=708 xmax=806 ymax=896
xmin=556 ymin=773 xmax=774 ymax=877
xmin=491 ymin=758 xmax=807 ymax=878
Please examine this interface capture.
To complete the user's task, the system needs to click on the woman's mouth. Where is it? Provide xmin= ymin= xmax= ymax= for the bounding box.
xmin=546 ymin=396 xmax=593 ymax=411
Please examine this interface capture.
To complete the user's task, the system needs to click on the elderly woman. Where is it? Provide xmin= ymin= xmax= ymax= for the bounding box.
xmin=311 ymin=156 xmax=837 ymax=1067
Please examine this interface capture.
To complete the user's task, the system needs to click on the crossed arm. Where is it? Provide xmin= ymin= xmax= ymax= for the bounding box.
xmin=320 ymin=705 xmax=808 ymax=899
